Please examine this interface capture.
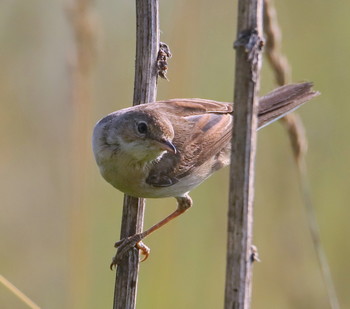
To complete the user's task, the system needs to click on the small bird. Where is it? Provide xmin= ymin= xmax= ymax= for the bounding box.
xmin=92 ymin=82 xmax=318 ymax=267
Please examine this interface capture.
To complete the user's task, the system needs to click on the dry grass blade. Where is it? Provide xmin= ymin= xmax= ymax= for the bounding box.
xmin=0 ymin=275 xmax=41 ymax=309
xmin=264 ymin=1 xmax=340 ymax=308
xmin=297 ymin=160 xmax=340 ymax=309
xmin=263 ymin=0 xmax=307 ymax=162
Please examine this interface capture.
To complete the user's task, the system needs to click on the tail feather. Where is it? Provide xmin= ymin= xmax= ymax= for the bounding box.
xmin=258 ymin=82 xmax=320 ymax=129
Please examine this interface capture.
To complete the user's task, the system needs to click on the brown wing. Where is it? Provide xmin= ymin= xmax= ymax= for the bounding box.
xmin=142 ymin=98 xmax=232 ymax=116
xmin=145 ymin=83 xmax=318 ymax=187
xmin=145 ymin=99 xmax=233 ymax=187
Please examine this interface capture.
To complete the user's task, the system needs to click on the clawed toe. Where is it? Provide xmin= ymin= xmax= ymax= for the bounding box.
xmin=136 ymin=241 xmax=150 ymax=262
xmin=110 ymin=234 xmax=150 ymax=270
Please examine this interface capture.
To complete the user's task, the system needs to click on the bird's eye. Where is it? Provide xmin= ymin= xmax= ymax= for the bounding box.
xmin=137 ymin=122 xmax=148 ymax=134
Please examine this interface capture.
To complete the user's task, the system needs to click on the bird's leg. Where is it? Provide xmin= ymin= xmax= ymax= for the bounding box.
xmin=110 ymin=194 xmax=192 ymax=269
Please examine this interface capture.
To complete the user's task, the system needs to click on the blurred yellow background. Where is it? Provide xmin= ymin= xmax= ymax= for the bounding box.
xmin=1 ymin=0 xmax=349 ymax=308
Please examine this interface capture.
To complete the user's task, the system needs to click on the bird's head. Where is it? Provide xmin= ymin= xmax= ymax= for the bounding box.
xmin=93 ymin=108 xmax=176 ymax=164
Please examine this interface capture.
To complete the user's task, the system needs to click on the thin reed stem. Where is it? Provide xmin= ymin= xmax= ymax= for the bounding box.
xmin=113 ymin=1 xmax=159 ymax=309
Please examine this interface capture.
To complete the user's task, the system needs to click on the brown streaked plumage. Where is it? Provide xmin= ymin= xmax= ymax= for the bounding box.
xmin=92 ymin=82 xmax=319 ymax=267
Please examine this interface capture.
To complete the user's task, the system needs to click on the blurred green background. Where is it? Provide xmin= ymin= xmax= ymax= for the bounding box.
xmin=1 ymin=0 xmax=349 ymax=308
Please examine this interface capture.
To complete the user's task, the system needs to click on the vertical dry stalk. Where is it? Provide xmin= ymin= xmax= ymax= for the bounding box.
xmin=67 ymin=0 xmax=96 ymax=308
xmin=113 ymin=1 xmax=159 ymax=309
xmin=225 ymin=1 xmax=263 ymax=308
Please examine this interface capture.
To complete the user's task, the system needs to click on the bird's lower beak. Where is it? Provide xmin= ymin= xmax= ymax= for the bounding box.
xmin=158 ymin=139 xmax=177 ymax=154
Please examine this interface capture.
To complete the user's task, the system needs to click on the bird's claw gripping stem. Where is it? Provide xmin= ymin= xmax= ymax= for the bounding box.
xmin=110 ymin=234 xmax=150 ymax=270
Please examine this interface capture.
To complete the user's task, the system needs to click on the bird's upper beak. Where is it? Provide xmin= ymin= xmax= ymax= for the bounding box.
xmin=158 ymin=139 xmax=177 ymax=154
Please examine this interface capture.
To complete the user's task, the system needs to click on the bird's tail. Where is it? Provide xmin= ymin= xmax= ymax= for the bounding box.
xmin=258 ymin=82 xmax=319 ymax=129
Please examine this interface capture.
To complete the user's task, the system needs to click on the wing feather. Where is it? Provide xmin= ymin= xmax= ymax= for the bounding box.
xmin=145 ymin=99 xmax=233 ymax=187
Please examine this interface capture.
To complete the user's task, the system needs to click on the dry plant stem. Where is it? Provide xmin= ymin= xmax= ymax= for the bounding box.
xmin=264 ymin=1 xmax=340 ymax=308
xmin=225 ymin=1 xmax=263 ymax=308
xmin=113 ymin=1 xmax=159 ymax=309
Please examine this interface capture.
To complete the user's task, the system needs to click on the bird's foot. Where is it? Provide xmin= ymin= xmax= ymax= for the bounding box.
xmin=110 ymin=234 xmax=150 ymax=270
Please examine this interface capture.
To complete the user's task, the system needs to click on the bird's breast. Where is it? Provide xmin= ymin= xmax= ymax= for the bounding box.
xmin=99 ymin=154 xmax=150 ymax=197
xmin=98 ymin=147 xmax=230 ymax=199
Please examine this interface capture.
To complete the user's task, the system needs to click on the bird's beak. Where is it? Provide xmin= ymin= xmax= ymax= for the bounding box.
xmin=158 ymin=139 xmax=177 ymax=154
